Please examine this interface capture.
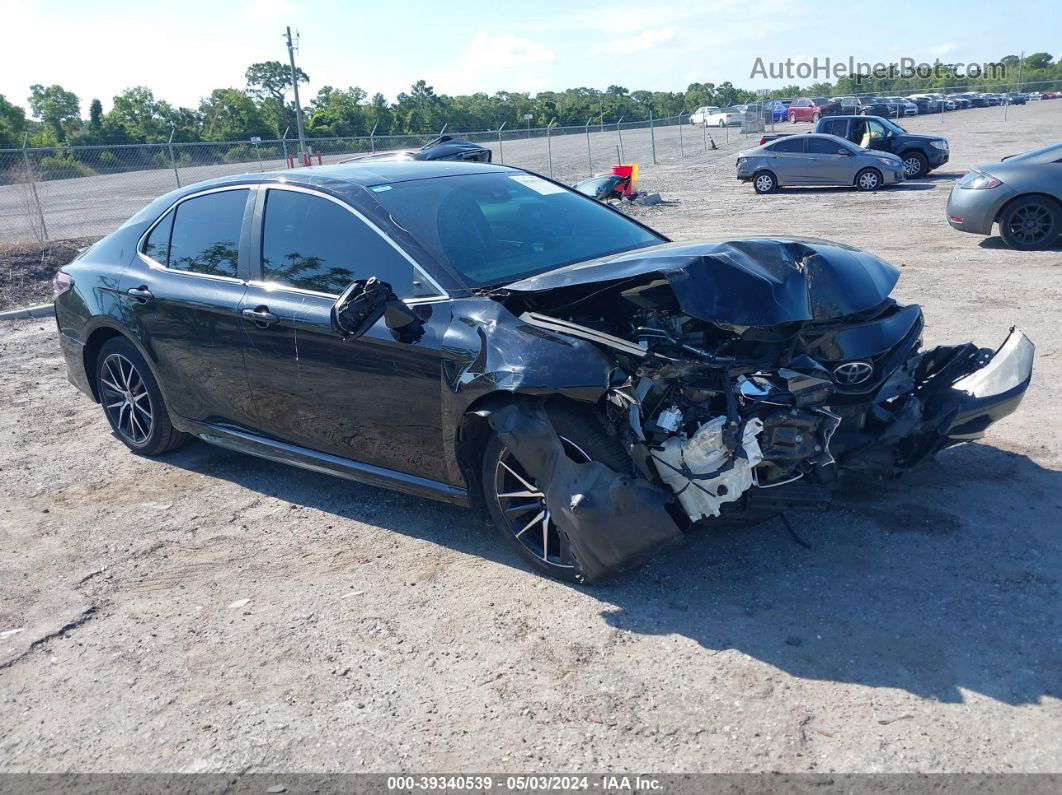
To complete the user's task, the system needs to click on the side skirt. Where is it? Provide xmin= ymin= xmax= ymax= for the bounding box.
xmin=182 ymin=419 xmax=471 ymax=507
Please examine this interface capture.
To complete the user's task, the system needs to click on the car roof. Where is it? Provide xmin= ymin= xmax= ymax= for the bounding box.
xmin=178 ymin=160 xmax=515 ymax=196
xmin=278 ymin=159 xmax=512 ymax=185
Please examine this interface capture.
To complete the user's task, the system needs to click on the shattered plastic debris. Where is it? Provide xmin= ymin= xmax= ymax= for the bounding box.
xmin=654 ymin=416 xmax=765 ymax=522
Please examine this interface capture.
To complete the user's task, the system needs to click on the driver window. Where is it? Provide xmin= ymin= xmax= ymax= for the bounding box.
xmin=260 ymin=189 xmax=420 ymax=297
xmin=867 ymin=120 xmax=887 ymax=140
xmin=852 ymin=120 xmax=871 ymax=148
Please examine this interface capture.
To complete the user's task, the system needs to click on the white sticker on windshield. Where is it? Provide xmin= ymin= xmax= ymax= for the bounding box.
xmin=509 ymin=174 xmax=566 ymax=195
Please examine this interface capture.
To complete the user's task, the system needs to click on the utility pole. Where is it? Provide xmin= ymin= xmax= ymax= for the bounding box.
xmin=285 ymin=26 xmax=308 ymax=161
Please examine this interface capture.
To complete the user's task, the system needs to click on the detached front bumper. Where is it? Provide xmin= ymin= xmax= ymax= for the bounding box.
xmin=836 ymin=329 xmax=1034 ymax=472
xmin=945 ymin=328 xmax=1034 ymax=440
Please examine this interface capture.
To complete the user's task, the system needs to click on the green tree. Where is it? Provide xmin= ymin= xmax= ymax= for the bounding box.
xmin=395 ymin=80 xmax=443 ymax=133
xmin=106 ymin=86 xmax=178 ymax=142
xmin=1024 ymin=52 xmax=1053 ymax=71
xmin=200 ymin=88 xmax=269 ymax=140
xmin=245 ymin=61 xmax=310 ymax=138
xmin=88 ymin=98 xmax=103 ymax=130
xmin=0 ymin=94 xmax=28 ymax=148
xmin=245 ymin=61 xmax=309 ymax=103
xmin=307 ymin=86 xmax=369 ymax=136
xmin=28 ymin=84 xmax=81 ymax=143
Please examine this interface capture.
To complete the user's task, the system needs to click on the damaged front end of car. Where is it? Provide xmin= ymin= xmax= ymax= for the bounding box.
xmin=457 ymin=238 xmax=1034 ymax=582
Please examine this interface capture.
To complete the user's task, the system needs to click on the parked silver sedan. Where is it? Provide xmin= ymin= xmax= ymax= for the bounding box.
xmin=946 ymin=141 xmax=1062 ymax=250
xmin=737 ymin=133 xmax=905 ymax=193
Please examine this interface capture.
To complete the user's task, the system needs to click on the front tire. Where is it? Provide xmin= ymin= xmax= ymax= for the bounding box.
xmin=901 ymin=151 xmax=928 ymax=179
xmin=998 ymin=196 xmax=1061 ymax=250
xmin=95 ymin=337 xmax=189 ymax=456
xmin=753 ymin=171 xmax=777 ymax=194
xmin=855 ymin=168 xmax=883 ymax=192
xmin=788 ymin=113 xmax=797 ymax=124
xmin=481 ymin=402 xmax=630 ymax=582
xmin=812 ymin=112 xmax=821 ymax=122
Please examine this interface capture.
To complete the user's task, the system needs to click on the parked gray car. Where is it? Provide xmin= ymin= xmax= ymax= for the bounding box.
xmin=946 ymin=141 xmax=1062 ymax=250
xmin=737 ymin=133 xmax=905 ymax=193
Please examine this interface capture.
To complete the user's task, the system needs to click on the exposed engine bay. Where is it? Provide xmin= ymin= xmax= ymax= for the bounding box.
xmin=477 ymin=238 xmax=1035 ymax=580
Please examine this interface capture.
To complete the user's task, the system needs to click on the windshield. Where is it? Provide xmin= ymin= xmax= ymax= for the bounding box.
xmin=370 ymin=172 xmax=664 ymax=288
xmin=879 ymin=117 xmax=907 ymax=134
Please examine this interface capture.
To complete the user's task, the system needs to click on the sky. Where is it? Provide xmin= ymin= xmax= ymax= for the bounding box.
xmin=2 ymin=0 xmax=1060 ymax=114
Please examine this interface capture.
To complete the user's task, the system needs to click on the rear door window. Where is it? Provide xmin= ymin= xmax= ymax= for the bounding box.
xmin=820 ymin=118 xmax=848 ymax=137
xmin=167 ymin=189 xmax=248 ymax=278
xmin=771 ymin=137 xmax=806 ymax=154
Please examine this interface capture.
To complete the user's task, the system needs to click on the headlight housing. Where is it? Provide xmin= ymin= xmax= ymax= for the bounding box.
xmin=958 ymin=171 xmax=1002 ymax=190
xmin=878 ymin=157 xmax=897 ymax=166
xmin=930 ymin=139 xmax=949 ymax=150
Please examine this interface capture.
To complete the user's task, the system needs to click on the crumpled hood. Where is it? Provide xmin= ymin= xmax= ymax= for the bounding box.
xmin=503 ymin=237 xmax=900 ymax=326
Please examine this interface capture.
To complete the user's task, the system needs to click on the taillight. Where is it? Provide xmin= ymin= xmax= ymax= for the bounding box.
xmin=52 ymin=271 xmax=74 ymax=298
xmin=759 ymin=137 xmax=767 ymax=145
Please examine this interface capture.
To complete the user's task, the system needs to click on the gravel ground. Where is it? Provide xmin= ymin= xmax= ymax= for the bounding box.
xmin=0 ymin=238 xmax=100 ymax=311
xmin=0 ymin=102 xmax=1060 ymax=774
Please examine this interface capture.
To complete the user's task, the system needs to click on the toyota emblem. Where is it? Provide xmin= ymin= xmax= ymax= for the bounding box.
xmin=832 ymin=361 xmax=874 ymax=385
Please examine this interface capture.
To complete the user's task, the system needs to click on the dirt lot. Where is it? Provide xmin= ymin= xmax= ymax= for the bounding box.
xmin=1 ymin=102 xmax=1060 ymax=774
xmin=0 ymin=238 xmax=99 ymax=312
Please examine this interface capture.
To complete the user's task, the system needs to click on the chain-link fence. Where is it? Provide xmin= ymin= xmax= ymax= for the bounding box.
xmin=0 ymin=114 xmax=739 ymax=245
xmin=0 ymin=90 xmax=1052 ymax=246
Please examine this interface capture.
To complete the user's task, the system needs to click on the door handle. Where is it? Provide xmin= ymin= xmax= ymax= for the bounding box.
xmin=242 ymin=306 xmax=279 ymax=328
xmin=126 ymin=286 xmax=154 ymax=303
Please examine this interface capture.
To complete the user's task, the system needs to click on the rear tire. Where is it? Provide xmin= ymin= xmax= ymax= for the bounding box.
xmin=788 ymin=113 xmax=797 ymax=124
xmin=753 ymin=171 xmax=777 ymax=194
xmin=95 ymin=337 xmax=189 ymax=456
xmin=998 ymin=196 xmax=1061 ymax=250
xmin=812 ymin=112 xmax=821 ymax=122
xmin=855 ymin=168 xmax=882 ymax=192
xmin=481 ymin=402 xmax=630 ymax=582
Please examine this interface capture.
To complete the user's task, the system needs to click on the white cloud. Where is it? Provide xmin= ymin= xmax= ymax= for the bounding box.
xmin=430 ymin=32 xmax=555 ymax=94
xmin=625 ymin=28 xmax=677 ymax=53
xmin=241 ymin=0 xmax=293 ymax=21
xmin=515 ymin=75 xmax=548 ymax=92
xmin=0 ymin=2 xmax=280 ymax=111
xmin=930 ymin=42 xmax=958 ymax=57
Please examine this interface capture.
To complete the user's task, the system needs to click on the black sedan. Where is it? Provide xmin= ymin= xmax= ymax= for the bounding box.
xmin=54 ymin=162 xmax=1034 ymax=583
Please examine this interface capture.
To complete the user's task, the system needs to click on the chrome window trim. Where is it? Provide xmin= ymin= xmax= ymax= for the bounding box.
xmin=258 ymin=183 xmax=448 ymax=299
xmin=242 ymin=278 xmax=450 ymax=307
xmin=136 ymin=185 xmax=252 ymax=284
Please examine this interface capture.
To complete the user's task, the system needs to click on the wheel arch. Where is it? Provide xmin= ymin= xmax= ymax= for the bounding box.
xmin=82 ymin=322 xmax=162 ymax=405
xmin=994 ymin=192 xmax=1062 ymax=223
xmin=454 ymin=390 xmax=606 ymax=509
